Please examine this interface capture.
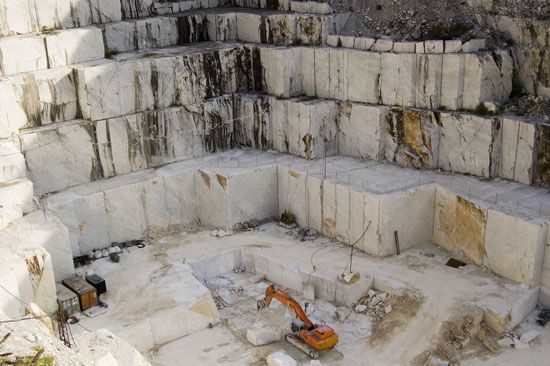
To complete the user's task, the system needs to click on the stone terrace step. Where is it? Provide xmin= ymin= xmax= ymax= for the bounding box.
xmin=0 ymin=0 xmax=222 ymax=37
xmin=0 ymin=27 xmax=104 ymax=76
xmin=19 ymin=92 xmax=548 ymax=194
xmin=42 ymin=149 xmax=550 ymax=288
xmin=44 ymin=149 xmax=281 ymax=254
xmin=21 ymin=96 xmax=235 ymax=195
xmin=103 ymin=7 xmax=346 ymax=54
xmin=0 ymin=41 xmax=513 ymax=139
xmin=327 ymin=35 xmax=487 ymax=54
xmin=263 ymin=45 xmax=513 ymax=110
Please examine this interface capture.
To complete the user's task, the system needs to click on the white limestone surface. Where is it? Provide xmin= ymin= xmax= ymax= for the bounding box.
xmin=45 ymin=27 xmax=105 ymax=67
xmin=0 ymin=141 xmax=26 ymax=182
xmin=196 ymin=165 xmax=278 ymax=228
xmin=76 ymin=246 xmax=220 ymax=352
xmin=74 ymin=329 xmax=152 ymax=366
xmin=0 ymin=178 xmax=33 ymax=230
xmin=338 ymin=103 xmax=386 ymax=160
xmin=438 ymin=113 xmax=500 ymax=178
xmin=0 ymin=35 xmax=47 ymax=75
xmin=0 ymin=215 xmax=59 ymax=314
xmin=0 ymin=66 xmax=77 ymax=136
xmin=499 ymin=117 xmax=536 ymax=185
xmin=485 ymin=210 xmax=547 ymax=286
xmin=21 ymin=120 xmax=100 ymax=195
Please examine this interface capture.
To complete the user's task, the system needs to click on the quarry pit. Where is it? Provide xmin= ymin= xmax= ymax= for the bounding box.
xmin=1 ymin=1 xmax=550 ymax=365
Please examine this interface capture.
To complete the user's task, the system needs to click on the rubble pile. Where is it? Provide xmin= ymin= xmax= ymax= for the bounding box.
xmin=353 ymin=289 xmax=393 ymax=318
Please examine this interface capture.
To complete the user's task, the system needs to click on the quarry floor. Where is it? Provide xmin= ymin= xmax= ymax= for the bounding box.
xmin=71 ymin=224 xmax=549 ymax=366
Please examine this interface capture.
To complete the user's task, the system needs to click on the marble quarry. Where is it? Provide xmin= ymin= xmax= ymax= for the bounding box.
xmin=0 ymin=1 xmax=549 ymax=365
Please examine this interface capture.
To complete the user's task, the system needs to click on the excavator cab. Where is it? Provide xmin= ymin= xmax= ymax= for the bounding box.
xmin=257 ymin=284 xmax=339 ymax=359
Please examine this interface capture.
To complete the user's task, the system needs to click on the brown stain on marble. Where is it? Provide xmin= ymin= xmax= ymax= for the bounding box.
xmin=438 ymin=194 xmax=487 ymax=265
xmin=216 ymin=174 xmax=228 ymax=190
xmin=199 ymin=171 xmax=211 ymax=189
xmin=302 ymin=133 xmax=313 ymax=159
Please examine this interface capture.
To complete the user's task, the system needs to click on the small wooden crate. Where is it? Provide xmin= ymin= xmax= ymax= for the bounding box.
xmin=62 ymin=276 xmax=98 ymax=311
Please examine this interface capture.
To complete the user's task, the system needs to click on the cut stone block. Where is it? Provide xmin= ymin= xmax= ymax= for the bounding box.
xmin=0 ymin=219 xmax=58 ymax=314
xmin=21 ymin=120 xmax=100 ymax=195
xmin=196 ymin=166 xmax=279 ymax=228
xmin=328 ymin=48 xmax=348 ymax=100
xmin=414 ymin=54 xmax=442 ymax=109
xmin=433 ymin=187 xmax=487 ymax=265
xmin=445 ymin=40 xmax=462 ymax=53
xmin=499 ymin=117 xmax=536 ymax=185
xmin=378 ymin=185 xmax=435 ymax=255
xmin=237 ymin=12 xmax=265 ymax=43
xmin=266 ymin=351 xmax=297 ymax=366
xmin=353 ymin=37 xmax=375 ymax=50
xmin=393 ymin=42 xmax=415 ymax=53
xmin=380 ymin=52 xmax=401 ymax=105
xmin=347 ymin=50 xmax=381 ymax=103
xmin=0 ymin=66 xmax=77 ymax=135
xmin=302 ymin=281 xmax=315 ymax=300
xmin=45 ymin=27 xmax=105 ymax=67
xmin=485 ymin=210 xmax=547 ymax=286
xmin=0 ymin=178 xmax=33 ymax=230
xmin=438 ymin=113 xmax=500 ymax=178
xmin=338 ymin=103 xmax=386 ymax=160
xmin=424 ymin=40 xmax=444 ymax=53
xmin=207 ymin=13 xmax=238 ymax=42
xmin=371 ymin=38 xmax=393 ymax=52
xmin=462 ymin=52 xmax=512 ymax=109
xmin=339 ymin=35 xmax=354 ymax=48
xmin=0 ymin=35 xmax=47 ymax=75
xmin=440 ymin=54 xmax=465 ymax=110
xmin=384 ymin=108 xmax=440 ymax=169
xmin=0 ymin=141 xmax=26 ymax=182
xmin=261 ymin=47 xmax=302 ymax=98
xmin=233 ymin=94 xmax=271 ymax=150
xmin=326 ymin=34 xmax=339 ymax=47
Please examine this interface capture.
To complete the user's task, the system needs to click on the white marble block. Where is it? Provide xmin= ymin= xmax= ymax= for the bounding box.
xmin=438 ymin=113 xmax=500 ymax=178
xmin=485 ymin=210 xmax=547 ymax=286
xmin=0 ymin=35 xmax=47 ymax=75
xmin=499 ymin=117 xmax=536 ymax=185
xmin=45 ymin=27 xmax=105 ymax=67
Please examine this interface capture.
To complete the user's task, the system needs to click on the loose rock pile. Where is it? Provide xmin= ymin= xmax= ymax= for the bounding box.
xmin=353 ymin=289 xmax=393 ymax=318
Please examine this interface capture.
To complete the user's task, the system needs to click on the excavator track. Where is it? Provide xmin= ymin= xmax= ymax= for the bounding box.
xmin=285 ymin=333 xmax=319 ymax=359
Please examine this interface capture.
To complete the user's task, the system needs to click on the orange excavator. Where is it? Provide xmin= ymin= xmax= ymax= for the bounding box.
xmin=257 ymin=284 xmax=339 ymax=359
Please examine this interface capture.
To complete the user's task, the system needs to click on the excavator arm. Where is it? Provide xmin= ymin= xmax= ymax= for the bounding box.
xmin=258 ymin=284 xmax=314 ymax=329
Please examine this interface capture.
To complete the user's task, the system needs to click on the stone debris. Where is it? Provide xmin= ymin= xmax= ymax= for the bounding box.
xmin=354 ymin=304 xmax=367 ymax=313
xmin=211 ymin=229 xmax=234 ymax=238
xmin=513 ymin=338 xmax=530 ymax=349
xmin=248 ymin=273 xmax=266 ymax=284
xmin=497 ymin=337 xmax=514 ymax=348
xmin=519 ymin=329 xmax=540 ymax=343
xmin=354 ymin=289 xmax=394 ymax=319
xmin=266 ymin=351 xmax=297 ymax=366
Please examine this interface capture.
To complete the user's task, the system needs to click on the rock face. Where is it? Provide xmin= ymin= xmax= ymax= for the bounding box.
xmin=481 ymin=15 xmax=550 ymax=99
